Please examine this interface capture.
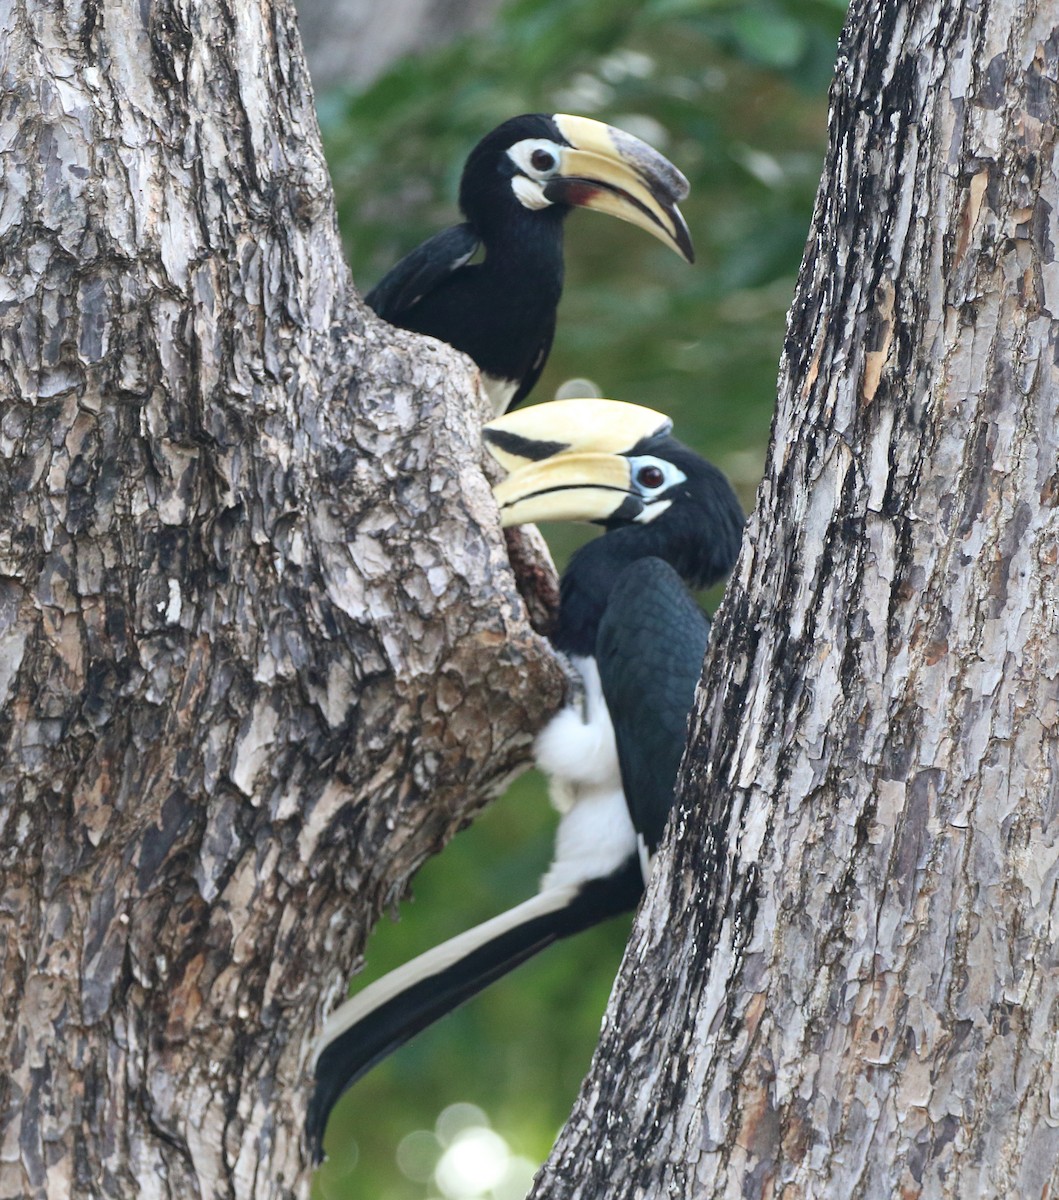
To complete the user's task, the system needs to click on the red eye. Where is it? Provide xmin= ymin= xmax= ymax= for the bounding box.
xmin=637 ymin=465 xmax=665 ymax=489
xmin=531 ymin=148 xmax=556 ymax=172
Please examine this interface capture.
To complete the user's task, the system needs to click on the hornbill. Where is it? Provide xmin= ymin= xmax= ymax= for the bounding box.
xmin=365 ymin=115 xmax=694 ymax=413
xmin=307 ymin=400 xmax=743 ymax=1160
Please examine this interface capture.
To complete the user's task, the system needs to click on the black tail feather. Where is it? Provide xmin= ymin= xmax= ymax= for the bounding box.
xmin=307 ymin=861 xmax=642 ymax=1161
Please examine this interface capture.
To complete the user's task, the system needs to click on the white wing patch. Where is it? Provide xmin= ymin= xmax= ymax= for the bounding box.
xmin=637 ymin=833 xmax=653 ymax=886
xmin=404 ymin=246 xmax=477 ymax=310
xmin=449 ymin=246 xmax=476 ymax=272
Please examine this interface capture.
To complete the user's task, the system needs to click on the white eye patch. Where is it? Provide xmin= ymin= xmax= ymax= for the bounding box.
xmin=506 ymin=137 xmax=564 ymax=180
xmin=628 ymin=454 xmax=687 ymax=494
xmin=626 ymin=454 xmax=686 ymax=523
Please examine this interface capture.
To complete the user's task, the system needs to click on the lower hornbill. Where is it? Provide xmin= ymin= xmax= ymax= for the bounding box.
xmin=365 ymin=115 xmax=694 ymax=412
xmin=307 ymin=400 xmax=744 ymax=1160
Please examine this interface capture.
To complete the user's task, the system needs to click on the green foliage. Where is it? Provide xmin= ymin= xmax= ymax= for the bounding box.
xmin=313 ymin=1 xmax=845 ymax=1195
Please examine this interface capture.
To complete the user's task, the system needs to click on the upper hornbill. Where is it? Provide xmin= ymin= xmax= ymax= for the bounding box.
xmin=307 ymin=400 xmax=744 ymax=1160
xmin=365 ymin=115 xmax=694 ymax=413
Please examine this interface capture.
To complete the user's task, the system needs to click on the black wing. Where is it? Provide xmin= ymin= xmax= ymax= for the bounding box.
xmin=596 ymin=557 xmax=711 ymax=854
xmin=509 ymin=314 xmax=554 ymax=409
xmin=365 ymin=223 xmax=480 ymax=323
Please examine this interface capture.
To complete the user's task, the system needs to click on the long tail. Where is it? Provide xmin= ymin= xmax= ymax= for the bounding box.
xmin=307 ymin=861 xmax=642 ymax=1161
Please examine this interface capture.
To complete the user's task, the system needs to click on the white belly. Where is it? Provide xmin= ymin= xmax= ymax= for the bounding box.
xmin=534 ymin=657 xmax=638 ymax=890
xmin=482 ymin=373 xmax=519 ymax=415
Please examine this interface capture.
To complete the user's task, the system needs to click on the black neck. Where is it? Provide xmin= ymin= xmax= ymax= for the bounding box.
xmin=553 ymin=526 xmax=678 ymax=658
xmin=474 ymin=202 xmax=567 ymax=279
xmin=553 ymin=483 xmax=743 ymax=658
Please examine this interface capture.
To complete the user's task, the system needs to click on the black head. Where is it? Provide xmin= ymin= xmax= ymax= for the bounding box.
xmin=601 ymin=432 xmax=744 ymax=591
xmin=457 ymin=113 xmax=694 ymax=261
xmin=550 ymin=435 xmax=742 ymax=656
xmin=458 ymin=115 xmax=566 ymax=233
xmin=486 ymin=399 xmax=744 ymax=593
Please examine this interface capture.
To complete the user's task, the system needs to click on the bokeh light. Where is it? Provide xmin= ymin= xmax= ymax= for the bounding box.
xmin=396 ymin=1130 xmax=442 ymax=1183
xmin=436 ymin=1126 xmax=510 ymax=1197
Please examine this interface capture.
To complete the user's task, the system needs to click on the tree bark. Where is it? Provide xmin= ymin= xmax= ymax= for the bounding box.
xmin=0 ymin=3 xmax=563 ymax=1198
xmin=534 ymin=2 xmax=1059 ymax=1197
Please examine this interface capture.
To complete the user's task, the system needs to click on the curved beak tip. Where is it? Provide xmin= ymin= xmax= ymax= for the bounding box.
xmin=549 ymin=115 xmax=696 ymax=263
xmin=674 ymin=223 xmax=695 ymax=264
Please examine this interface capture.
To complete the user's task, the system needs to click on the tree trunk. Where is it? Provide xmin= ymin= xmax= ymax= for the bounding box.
xmin=534 ymin=1 xmax=1059 ymax=1197
xmin=0 ymin=3 xmax=563 ymax=1198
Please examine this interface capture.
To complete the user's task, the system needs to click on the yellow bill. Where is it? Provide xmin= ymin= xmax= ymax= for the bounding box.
xmin=483 ymin=398 xmax=672 ymax=473
xmin=550 ymin=114 xmax=694 ymax=262
xmin=491 ymin=451 xmax=636 ymax=528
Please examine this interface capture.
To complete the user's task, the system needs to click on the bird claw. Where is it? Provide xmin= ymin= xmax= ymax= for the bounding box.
xmin=552 ymin=649 xmax=587 ymax=715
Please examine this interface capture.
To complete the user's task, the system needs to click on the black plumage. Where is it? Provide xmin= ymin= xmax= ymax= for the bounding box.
xmin=307 ymin=400 xmax=742 ymax=1162
xmin=597 ymin=559 xmax=713 ymax=853
xmin=365 ymin=114 xmax=693 ymax=411
xmin=539 ymin=425 xmax=743 ymax=858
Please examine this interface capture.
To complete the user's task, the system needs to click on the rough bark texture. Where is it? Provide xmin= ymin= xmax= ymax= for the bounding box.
xmin=534 ymin=2 xmax=1059 ymax=1197
xmin=0 ymin=3 xmax=563 ymax=1198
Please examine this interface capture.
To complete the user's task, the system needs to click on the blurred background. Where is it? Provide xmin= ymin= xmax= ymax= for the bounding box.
xmin=298 ymin=1 xmax=847 ymax=1196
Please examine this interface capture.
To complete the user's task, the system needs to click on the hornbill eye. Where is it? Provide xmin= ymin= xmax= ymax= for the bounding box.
xmin=636 ymin=464 xmax=666 ymax=490
xmin=531 ymin=148 xmax=557 ymax=172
